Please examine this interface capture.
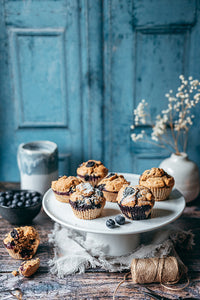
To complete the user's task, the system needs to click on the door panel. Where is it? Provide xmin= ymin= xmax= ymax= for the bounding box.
xmin=10 ymin=28 xmax=68 ymax=128
xmin=103 ymin=0 xmax=200 ymax=174
xmin=0 ymin=0 xmax=83 ymax=180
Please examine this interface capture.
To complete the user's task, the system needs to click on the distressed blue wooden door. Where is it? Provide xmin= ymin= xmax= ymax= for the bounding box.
xmin=0 ymin=0 xmax=200 ymax=181
xmin=0 ymin=0 xmax=84 ymax=180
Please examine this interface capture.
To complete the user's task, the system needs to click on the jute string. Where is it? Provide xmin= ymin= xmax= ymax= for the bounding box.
xmin=113 ymin=256 xmax=189 ymax=300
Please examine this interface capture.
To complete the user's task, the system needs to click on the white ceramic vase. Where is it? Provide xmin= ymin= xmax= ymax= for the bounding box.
xmin=159 ymin=152 xmax=200 ymax=203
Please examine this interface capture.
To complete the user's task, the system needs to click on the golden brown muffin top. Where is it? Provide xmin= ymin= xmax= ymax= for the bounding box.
xmin=97 ymin=173 xmax=129 ymax=192
xmin=4 ymin=226 xmax=40 ymax=252
xmin=117 ymin=185 xmax=155 ymax=208
xmin=77 ymin=160 xmax=108 ymax=177
xmin=51 ymin=176 xmax=82 ymax=192
xmin=70 ymin=182 xmax=105 ymax=205
xmin=139 ymin=168 xmax=174 ymax=188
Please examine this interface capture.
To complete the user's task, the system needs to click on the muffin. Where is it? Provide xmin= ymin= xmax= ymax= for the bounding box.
xmin=77 ymin=160 xmax=108 ymax=186
xmin=139 ymin=168 xmax=175 ymax=201
xmin=69 ymin=182 xmax=106 ymax=220
xmin=117 ymin=185 xmax=155 ymax=220
xmin=19 ymin=258 xmax=40 ymax=277
xmin=97 ymin=173 xmax=129 ymax=202
xmin=3 ymin=226 xmax=40 ymax=260
xmin=51 ymin=176 xmax=82 ymax=203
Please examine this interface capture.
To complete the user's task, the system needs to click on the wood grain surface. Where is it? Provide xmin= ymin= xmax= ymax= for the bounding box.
xmin=0 ymin=182 xmax=199 ymax=299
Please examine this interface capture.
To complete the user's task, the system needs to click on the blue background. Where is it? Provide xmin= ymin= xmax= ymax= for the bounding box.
xmin=0 ymin=0 xmax=200 ymax=181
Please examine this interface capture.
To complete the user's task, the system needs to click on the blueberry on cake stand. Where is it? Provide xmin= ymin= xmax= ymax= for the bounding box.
xmin=43 ymin=174 xmax=185 ymax=256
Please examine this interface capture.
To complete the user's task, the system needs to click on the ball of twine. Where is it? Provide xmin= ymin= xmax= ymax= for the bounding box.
xmin=131 ymin=256 xmax=180 ymax=284
xmin=113 ymin=256 xmax=189 ymax=300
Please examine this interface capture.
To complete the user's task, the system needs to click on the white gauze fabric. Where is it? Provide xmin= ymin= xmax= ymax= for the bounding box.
xmin=48 ymin=223 xmax=194 ymax=278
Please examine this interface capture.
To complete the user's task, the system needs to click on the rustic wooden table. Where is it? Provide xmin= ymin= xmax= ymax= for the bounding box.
xmin=0 ymin=182 xmax=199 ymax=300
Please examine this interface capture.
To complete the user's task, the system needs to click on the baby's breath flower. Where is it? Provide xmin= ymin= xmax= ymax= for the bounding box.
xmin=190 ymin=80 xmax=199 ymax=86
xmin=131 ymin=75 xmax=200 ymax=154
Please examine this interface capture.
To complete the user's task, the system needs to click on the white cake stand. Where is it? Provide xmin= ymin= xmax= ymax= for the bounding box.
xmin=43 ymin=173 xmax=185 ymax=256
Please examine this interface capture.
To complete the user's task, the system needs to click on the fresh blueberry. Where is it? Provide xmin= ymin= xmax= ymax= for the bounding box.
xmin=31 ymin=192 xmax=39 ymax=198
xmin=84 ymin=175 xmax=90 ymax=181
xmin=11 ymin=229 xmax=19 ymax=239
xmin=115 ymin=215 xmax=125 ymax=225
xmin=17 ymin=201 xmax=23 ymax=207
xmin=0 ymin=196 xmax=5 ymax=202
xmin=96 ymin=189 xmax=103 ymax=197
xmin=32 ymin=196 xmax=40 ymax=203
xmin=25 ymin=192 xmax=31 ymax=199
xmin=11 ymin=203 xmax=17 ymax=208
xmin=5 ymin=191 xmax=13 ymax=196
xmin=20 ymin=191 xmax=25 ymax=196
xmin=5 ymin=194 xmax=12 ymax=201
xmin=0 ymin=200 xmax=6 ymax=206
xmin=20 ymin=196 xmax=26 ymax=202
xmin=12 ymin=198 xmax=18 ymax=204
xmin=123 ymin=186 xmax=135 ymax=198
xmin=97 ymin=184 xmax=105 ymax=191
xmin=6 ymin=241 xmax=15 ymax=249
xmin=13 ymin=193 xmax=20 ymax=199
xmin=25 ymin=200 xmax=32 ymax=206
xmin=86 ymin=161 xmax=95 ymax=167
xmin=106 ymin=219 xmax=115 ymax=229
xmin=0 ymin=192 xmax=5 ymax=197
xmin=6 ymin=201 xmax=12 ymax=207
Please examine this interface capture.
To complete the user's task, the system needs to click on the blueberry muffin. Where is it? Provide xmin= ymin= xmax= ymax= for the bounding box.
xmin=51 ymin=176 xmax=82 ymax=203
xmin=69 ymin=182 xmax=106 ymax=220
xmin=117 ymin=185 xmax=155 ymax=220
xmin=77 ymin=160 xmax=108 ymax=186
xmin=139 ymin=168 xmax=175 ymax=201
xmin=97 ymin=173 xmax=129 ymax=202
xmin=19 ymin=258 xmax=40 ymax=277
xmin=3 ymin=226 xmax=40 ymax=260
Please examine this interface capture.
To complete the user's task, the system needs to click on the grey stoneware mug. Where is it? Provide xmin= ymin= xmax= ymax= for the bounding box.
xmin=17 ymin=141 xmax=58 ymax=195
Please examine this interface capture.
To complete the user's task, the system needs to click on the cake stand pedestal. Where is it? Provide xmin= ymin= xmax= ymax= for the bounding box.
xmin=86 ymin=232 xmax=140 ymax=256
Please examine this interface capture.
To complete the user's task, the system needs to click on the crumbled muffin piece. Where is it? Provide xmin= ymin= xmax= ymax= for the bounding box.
xmin=12 ymin=270 xmax=18 ymax=276
xmin=3 ymin=226 xmax=40 ymax=260
xmin=19 ymin=258 xmax=40 ymax=277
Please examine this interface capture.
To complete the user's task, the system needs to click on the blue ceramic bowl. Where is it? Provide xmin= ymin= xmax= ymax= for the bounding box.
xmin=0 ymin=190 xmax=42 ymax=225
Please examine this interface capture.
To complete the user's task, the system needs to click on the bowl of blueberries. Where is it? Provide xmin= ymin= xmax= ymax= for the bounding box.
xmin=0 ymin=190 xmax=42 ymax=224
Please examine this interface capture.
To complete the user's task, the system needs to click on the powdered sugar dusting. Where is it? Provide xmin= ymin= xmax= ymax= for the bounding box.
xmin=77 ymin=182 xmax=94 ymax=194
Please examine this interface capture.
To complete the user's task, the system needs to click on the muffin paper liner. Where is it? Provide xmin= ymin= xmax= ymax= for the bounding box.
xmin=103 ymin=190 xmax=118 ymax=202
xmin=150 ymin=187 xmax=172 ymax=201
xmin=77 ymin=174 xmax=102 ymax=187
xmin=89 ymin=177 xmax=101 ymax=187
xmin=70 ymin=206 xmax=103 ymax=220
xmin=69 ymin=199 xmax=105 ymax=220
xmin=118 ymin=204 xmax=152 ymax=220
xmin=53 ymin=192 xmax=70 ymax=203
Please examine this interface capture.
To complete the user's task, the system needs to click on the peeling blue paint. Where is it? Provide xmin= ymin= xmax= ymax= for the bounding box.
xmin=0 ymin=0 xmax=200 ymax=181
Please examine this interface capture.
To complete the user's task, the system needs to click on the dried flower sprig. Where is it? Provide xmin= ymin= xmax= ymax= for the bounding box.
xmin=131 ymin=75 xmax=200 ymax=155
